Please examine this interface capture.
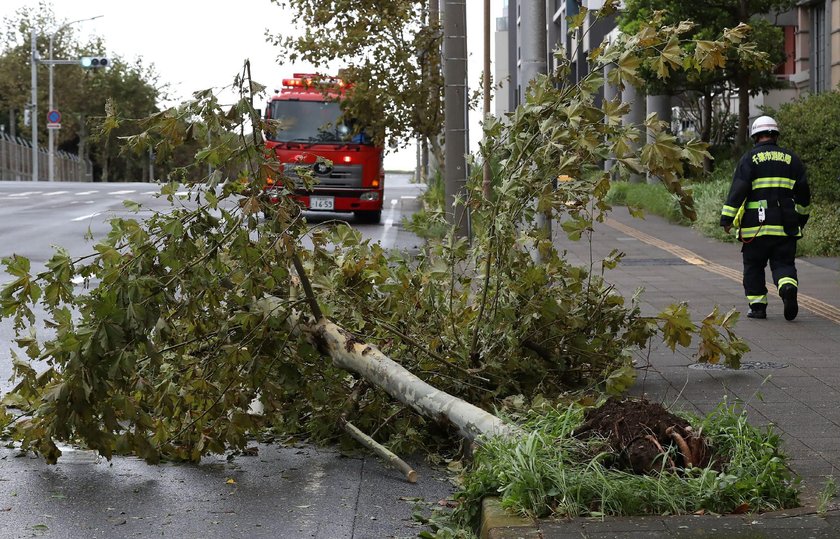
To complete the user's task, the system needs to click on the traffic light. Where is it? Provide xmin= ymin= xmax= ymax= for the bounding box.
xmin=80 ymin=56 xmax=109 ymax=69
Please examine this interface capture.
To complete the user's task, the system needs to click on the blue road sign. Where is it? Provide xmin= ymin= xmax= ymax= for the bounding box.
xmin=47 ymin=110 xmax=61 ymax=124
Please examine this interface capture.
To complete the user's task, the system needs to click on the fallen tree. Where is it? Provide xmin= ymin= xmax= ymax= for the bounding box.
xmin=1 ymin=6 xmax=757 ymax=467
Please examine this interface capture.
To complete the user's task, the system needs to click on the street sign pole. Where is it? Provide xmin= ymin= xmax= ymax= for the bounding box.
xmin=46 ymin=110 xmax=61 ymax=132
xmin=45 ymin=15 xmax=103 ymax=183
xmin=48 ymin=44 xmax=54 ymax=182
xmin=30 ymin=29 xmax=38 ymax=182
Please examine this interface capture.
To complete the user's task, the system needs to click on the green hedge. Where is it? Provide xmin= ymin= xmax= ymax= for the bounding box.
xmin=773 ymin=90 xmax=840 ymax=204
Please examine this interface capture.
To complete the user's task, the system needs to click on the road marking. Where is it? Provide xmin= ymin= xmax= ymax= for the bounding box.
xmin=76 ymin=190 xmax=98 ymax=195
xmin=8 ymin=191 xmax=37 ymax=197
xmin=605 ymin=218 xmax=840 ymax=325
xmin=111 ymin=190 xmax=136 ymax=195
xmin=44 ymin=191 xmax=69 ymax=196
xmin=379 ymin=203 xmax=398 ymax=245
xmin=71 ymin=212 xmax=101 ymax=222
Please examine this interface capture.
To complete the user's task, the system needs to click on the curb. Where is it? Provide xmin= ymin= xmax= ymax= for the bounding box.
xmin=479 ymin=497 xmax=542 ymax=539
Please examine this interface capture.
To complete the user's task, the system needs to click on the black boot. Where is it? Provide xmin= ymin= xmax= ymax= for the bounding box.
xmin=747 ymin=304 xmax=767 ymax=319
xmin=780 ymin=284 xmax=798 ymax=321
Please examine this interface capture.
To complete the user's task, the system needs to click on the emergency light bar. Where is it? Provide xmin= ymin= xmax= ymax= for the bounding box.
xmin=282 ymin=74 xmax=347 ymax=89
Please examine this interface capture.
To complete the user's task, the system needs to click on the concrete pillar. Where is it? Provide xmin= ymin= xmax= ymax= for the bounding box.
xmin=443 ymin=0 xmax=469 ymax=237
xmin=520 ymin=0 xmax=549 ymax=258
xmin=621 ymin=84 xmax=645 ymax=183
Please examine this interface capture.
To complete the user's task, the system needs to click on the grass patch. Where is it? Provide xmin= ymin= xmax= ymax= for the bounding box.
xmin=605 ymin=182 xmax=690 ymax=225
xmin=429 ymin=400 xmax=799 ymax=535
xmin=817 ymin=475 xmax=837 ymax=516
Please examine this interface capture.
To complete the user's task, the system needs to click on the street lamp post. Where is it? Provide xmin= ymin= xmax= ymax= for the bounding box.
xmin=47 ymin=15 xmax=103 ymax=182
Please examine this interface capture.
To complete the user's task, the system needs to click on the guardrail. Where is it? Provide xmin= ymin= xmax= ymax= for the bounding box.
xmin=0 ymin=132 xmax=93 ymax=182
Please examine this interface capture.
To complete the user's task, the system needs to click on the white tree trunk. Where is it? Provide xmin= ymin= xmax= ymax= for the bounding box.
xmin=307 ymin=318 xmax=517 ymax=443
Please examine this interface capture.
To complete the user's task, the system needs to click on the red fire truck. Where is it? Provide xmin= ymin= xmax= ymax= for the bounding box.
xmin=263 ymin=73 xmax=384 ymax=224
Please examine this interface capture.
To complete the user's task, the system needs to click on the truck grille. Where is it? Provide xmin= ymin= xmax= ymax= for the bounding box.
xmin=290 ymin=164 xmax=363 ymax=189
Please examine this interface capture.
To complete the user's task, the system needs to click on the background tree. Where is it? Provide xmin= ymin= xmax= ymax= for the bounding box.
xmin=268 ymin=0 xmax=444 ymax=170
xmin=0 ymin=1 xmax=162 ymax=181
xmin=620 ymin=0 xmax=794 ymax=152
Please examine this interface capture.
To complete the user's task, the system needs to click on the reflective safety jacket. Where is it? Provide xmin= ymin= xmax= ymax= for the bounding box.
xmin=720 ymin=140 xmax=810 ymax=239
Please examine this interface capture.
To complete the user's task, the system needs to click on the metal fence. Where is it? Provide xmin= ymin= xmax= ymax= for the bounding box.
xmin=0 ymin=132 xmax=92 ymax=182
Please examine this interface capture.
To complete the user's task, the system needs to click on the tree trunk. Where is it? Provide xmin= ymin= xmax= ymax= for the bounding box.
xmin=282 ymin=254 xmax=516 ymax=446
xmin=306 ymin=317 xmax=517 ymax=443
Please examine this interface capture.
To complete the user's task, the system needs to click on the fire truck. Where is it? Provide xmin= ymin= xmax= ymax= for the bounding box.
xmin=263 ymin=73 xmax=384 ymax=224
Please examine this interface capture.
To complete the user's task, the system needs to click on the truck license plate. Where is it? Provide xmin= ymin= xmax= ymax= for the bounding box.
xmin=309 ymin=196 xmax=334 ymax=210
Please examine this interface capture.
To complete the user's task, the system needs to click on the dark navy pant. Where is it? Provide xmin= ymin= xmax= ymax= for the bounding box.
xmin=741 ymin=235 xmax=798 ymax=305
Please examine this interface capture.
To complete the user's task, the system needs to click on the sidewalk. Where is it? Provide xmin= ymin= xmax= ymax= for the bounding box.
xmin=483 ymin=207 xmax=840 ymax=539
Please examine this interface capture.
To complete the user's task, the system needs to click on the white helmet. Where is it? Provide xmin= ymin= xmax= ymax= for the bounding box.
xmin=750 ymin=115 xmax=779 ymax=138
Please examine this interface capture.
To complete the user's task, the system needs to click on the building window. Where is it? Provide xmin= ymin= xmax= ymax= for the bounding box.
xmin=774 ymin=25 xmax=796 ymax=77
xmin=810 ymin=2 xmax=828 ymax=92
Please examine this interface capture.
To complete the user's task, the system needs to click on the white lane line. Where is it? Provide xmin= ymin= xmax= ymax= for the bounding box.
xmin=111 ymin=190 xmax=136 ymax=195
xmin=8 ymin=191 xmax=38 ymax=197
xmin=378 ymin=199 xmax=399 ymax=245
xmin=76 ymin=190 xmax=98 ymax=195
xmin=44 ymin=191 xmax=69 ymax=196
xmin=71 ymin=212 xmax=101 ymax=222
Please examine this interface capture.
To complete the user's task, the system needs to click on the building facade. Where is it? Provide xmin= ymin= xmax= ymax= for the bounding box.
xmin=494 ymin=0 xmax=840 ymax=137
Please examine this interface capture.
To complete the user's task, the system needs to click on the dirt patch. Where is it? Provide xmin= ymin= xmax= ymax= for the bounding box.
xmin=574 ymin=396 xmax=713 ymax=474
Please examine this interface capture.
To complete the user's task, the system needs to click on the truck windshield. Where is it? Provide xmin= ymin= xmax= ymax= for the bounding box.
xmin=267 ymin=100 xmax=370 ymax=144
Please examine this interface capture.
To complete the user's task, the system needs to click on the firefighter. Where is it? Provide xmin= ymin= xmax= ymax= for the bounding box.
xmin=720 ymin=116 xmax=810 ymax=321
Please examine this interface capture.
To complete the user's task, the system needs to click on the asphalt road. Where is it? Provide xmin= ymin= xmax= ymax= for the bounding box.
xmin=0 ymin=176 xmax=454 ymax=539
xmin=0 ymin=175 xmax=426 ymax=392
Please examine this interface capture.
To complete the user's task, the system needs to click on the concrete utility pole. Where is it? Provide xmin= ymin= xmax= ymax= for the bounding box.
xmin=481 ymin=0 xmax=491 ymax=199
xmin=443 ymin=0 xmax=469 ymax=238
xmin=519 ymin=1 xmax=546 ymax=101
xmin=30 ymin=29 xmax=39 ymax=182
xmin=519 ymin=0 xmax=548 ymax=257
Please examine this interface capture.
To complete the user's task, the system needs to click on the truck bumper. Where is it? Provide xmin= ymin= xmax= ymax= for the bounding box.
xmin=265 ymin=188 xmax=383 ymax=212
